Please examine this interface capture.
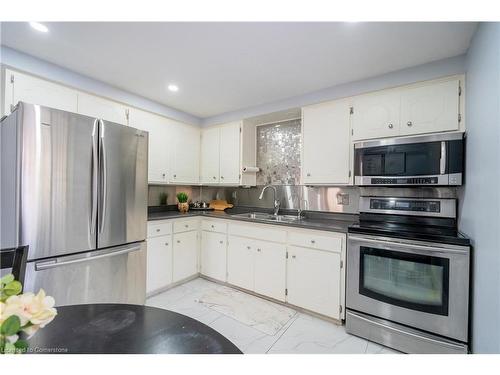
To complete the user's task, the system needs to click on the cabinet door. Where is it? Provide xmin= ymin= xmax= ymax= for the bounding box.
xmin=351 ymin=91 xmax=400 ymax=140
xmin=171 ymin=123 xmax=200 ymax=184
xmin=172 ymin=231 xmax=198 ymax=282
xmin=129 ymin=108 xmax=171 ymax=184
xmin=77 ymin=92 xmax=128 ymax=125
xmin=146 ymin=235 xmax=173 ymax=294
xmin=400 ymin=79 xmax=460 ymax=136
xmin=7 ymin=70 xmax=78 ymax=114
xmin=201 ymin=231 xmax=227 ymax=282
xmin=287 ymin=246 xmax=341 ymax=319
xmin=219 ymin=122 xmax=241 ymax=184
xmin=227 ymin=235 xmax=254 ymax=291
xmin=253 ymin=240 xmax=286 ymax=301
xmin=302 ymin=99 xmax=351 ymax=184
xmin=200 ymin=127 xmax=220 ymax=184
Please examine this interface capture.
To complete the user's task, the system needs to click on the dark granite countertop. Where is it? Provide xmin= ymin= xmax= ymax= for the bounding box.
xmin=148 ymin=206 xmax=358 ymax=233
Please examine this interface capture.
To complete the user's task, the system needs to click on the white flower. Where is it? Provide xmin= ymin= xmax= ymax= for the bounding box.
xmin=1 ymin=289 xmax=57 ymax=338
xmin=6 ymin=334 xmax=19 ymax=344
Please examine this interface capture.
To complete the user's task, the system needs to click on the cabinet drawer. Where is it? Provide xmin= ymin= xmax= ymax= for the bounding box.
xmin=202 ymin=219 xmax=228 ymax=233
xmin=228 ymin=222 xmax=287 ymax=243
xmin=147 ymin=221 xmax=172 ymax=238
xmin=288 ymin=230 xmax=344 ymax=252
xmin=173 ymin=219 xmax=199 ymax=233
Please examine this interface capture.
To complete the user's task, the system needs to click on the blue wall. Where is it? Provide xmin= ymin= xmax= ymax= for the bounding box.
xmin=0 ymin=46 xmax=201 ymax=125
xmin=459 ymin=22 xmax=500 ymax=353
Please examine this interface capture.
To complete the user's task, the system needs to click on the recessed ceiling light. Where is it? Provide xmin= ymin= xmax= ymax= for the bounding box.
xmin=29 ymin=22 xmax=49 ymax=33
xmin=167 ymin=84 xmax=179 ymax=92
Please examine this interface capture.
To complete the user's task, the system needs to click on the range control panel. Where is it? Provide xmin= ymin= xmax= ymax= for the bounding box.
xmin=369 ymin=199 xmax=441 ymax=213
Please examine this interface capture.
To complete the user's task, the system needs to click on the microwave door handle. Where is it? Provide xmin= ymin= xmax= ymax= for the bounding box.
xmin=35 ymin=243 xmax=142 ymax=271
xmin=90 ymin=119 xmax=98 ymax=234
xmin=440 ymin=141 xmax=446 ymax=175
xmin=99 ymin=120 xmax=107 ymax=234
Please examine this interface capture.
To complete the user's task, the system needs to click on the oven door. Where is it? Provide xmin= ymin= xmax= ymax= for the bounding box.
xmin=347 ymin=234 xmax=469 ymax=342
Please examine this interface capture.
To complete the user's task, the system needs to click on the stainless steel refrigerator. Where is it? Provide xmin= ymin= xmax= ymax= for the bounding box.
xmin=1 ymin=102 xmax=148 ymax=306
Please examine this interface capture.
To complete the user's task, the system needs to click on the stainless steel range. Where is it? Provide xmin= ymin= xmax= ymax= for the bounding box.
xmin=346 ymin=196 xmax=470 ymax=354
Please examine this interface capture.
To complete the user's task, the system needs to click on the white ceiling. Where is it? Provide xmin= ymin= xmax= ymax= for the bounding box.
xmin=1 ymin=22 xmax=477 ymax=118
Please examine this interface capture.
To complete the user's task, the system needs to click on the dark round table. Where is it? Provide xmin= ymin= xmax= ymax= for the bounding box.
xmin=27 ymin=304 xmax=242 ymax=354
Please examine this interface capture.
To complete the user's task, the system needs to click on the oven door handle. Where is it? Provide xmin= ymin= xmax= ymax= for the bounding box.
xmin=348 ymin=235 xmax=469 ymax=255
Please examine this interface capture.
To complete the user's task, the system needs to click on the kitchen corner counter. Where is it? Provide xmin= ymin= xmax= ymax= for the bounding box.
xmin=147 ymin=206 xmax=358 ymax=233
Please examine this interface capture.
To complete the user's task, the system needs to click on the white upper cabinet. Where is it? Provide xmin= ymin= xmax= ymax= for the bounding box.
xmin=399 ymin=79 xmax=460 ymax=136
xmin=200 ymin=126 xmax=221 ymax=184
xmin=128 ymin=108 xmax=172 ymax=184
xmin=351 ymin=77 xmax=462 ymax=141
xmin=219 ymin=122 xmax=241 ymax=184
xmin=171 ymin=123 xmax=200 ymax=184
xmin=351 ymin=91 xmax=400 ymax=140
xmin=199 ymin=121 xmax=244 ymax=186
xmin=302 ymin=98 xmax=351 ymax=185
xmin=4 ymin=69 xmax=78 ymax=115
xmin=77 ymin=92 xmax=129 ymax=125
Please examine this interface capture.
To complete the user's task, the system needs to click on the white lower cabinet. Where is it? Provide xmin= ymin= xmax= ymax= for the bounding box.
xmin=227 ymin=235 xmax=255 ymax=291
xmin=172 ymin=230 xmax=199 ymax=282
xmin=146 ymin=235 xmax=173 ymax=294
xmin=254 ymin=240 xmax=286 ymax=302
xmin=200 ymin=231 xmax=227 ymax=282
xmin=287 ymin=245 xmax=342 ymax=320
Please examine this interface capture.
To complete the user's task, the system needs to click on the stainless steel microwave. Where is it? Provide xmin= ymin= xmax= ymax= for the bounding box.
xmin=354 ymin=133 xmax=464 ymax=186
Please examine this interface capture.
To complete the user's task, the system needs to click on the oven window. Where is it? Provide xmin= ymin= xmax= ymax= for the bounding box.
xmin=359 ymin=247 xmax=449 ymax=315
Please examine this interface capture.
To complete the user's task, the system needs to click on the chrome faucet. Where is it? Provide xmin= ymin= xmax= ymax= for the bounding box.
xmin=259 ymin=185 xmax=280 ymax=216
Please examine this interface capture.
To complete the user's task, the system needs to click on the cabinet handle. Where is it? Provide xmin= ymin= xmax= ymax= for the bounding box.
xmin=246 ymin=246 xmax=251 ymax=250
xmin=185 ymin=224 xmax=189 ymax=228
xmin=311 ymin=240 xmax=316 ymax=244
xmin=165 ymin=242 xmax=169 ymax=246
xmin=219 ymin=240 xmax=224 ymax=244
xmin=292 ymin=255 xmax=296 ymax=259
xmin=307 ymin=173 xmax=311 ymax=177
xmin=213 ymin=176 xmax=216 ymax=179
xmin=388 ymin=123 xmax=393 ymax=129
xmin=221 ymin=176 xmax=224 ymax=179
xmin=173 ymin=174 xmax=177 ymax=178
xmin=257 ymin=248 xmax=261 ymax=252
xmin=407 ymin=121 xmax=413 ymax=127
xmin=177 ymin=240 xmax=181 ymax=244
xmin=156 ymin=229 xmax=160 ymax=232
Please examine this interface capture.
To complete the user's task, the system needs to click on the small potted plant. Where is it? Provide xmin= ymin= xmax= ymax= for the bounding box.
xmin=176 ymin=192 xmax=189 ymax=213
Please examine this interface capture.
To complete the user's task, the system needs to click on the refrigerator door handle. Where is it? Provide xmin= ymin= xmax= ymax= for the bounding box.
xmin=90 ymin=119 xmax=99 ymax=234
xmin=98 ymin=120 xmax=107 ymax=234
xmin=34 ymin=242 xmax=142 ymax=271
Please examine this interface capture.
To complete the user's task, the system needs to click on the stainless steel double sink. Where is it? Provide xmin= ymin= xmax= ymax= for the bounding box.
xmin=231 ymin=212 xmax=300 ymax=223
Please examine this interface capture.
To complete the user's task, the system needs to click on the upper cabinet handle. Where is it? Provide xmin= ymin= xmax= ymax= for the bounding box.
xmin=407 ymin=121 xmax=413 ymax=127
xmin=388 ymin=123 xmax=393 ymax=129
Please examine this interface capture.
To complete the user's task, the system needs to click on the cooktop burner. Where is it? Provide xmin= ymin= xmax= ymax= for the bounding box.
xmin=349 ymin=197 xmax=470 ymax=247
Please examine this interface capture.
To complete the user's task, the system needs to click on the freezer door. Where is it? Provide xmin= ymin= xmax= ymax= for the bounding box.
xmin=24 ymin=242 xmax=146 ymax=306
xmin=15 ymin=103 xmax=98 ymax=260
xmin=97 ymin=120 xmax=148 ymax=249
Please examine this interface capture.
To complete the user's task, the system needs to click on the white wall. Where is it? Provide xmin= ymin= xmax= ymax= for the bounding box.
xmin=0 ymin=46 xmax=201 ymax=125
xmin=459 ymin=22 xmax=500 ymax=353
xmin=202 ymin=54 xmax=466 ymax=126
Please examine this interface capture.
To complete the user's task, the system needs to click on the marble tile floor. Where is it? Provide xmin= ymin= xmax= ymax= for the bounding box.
xmin=146 ymin=278 xmax=401 ymax=354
